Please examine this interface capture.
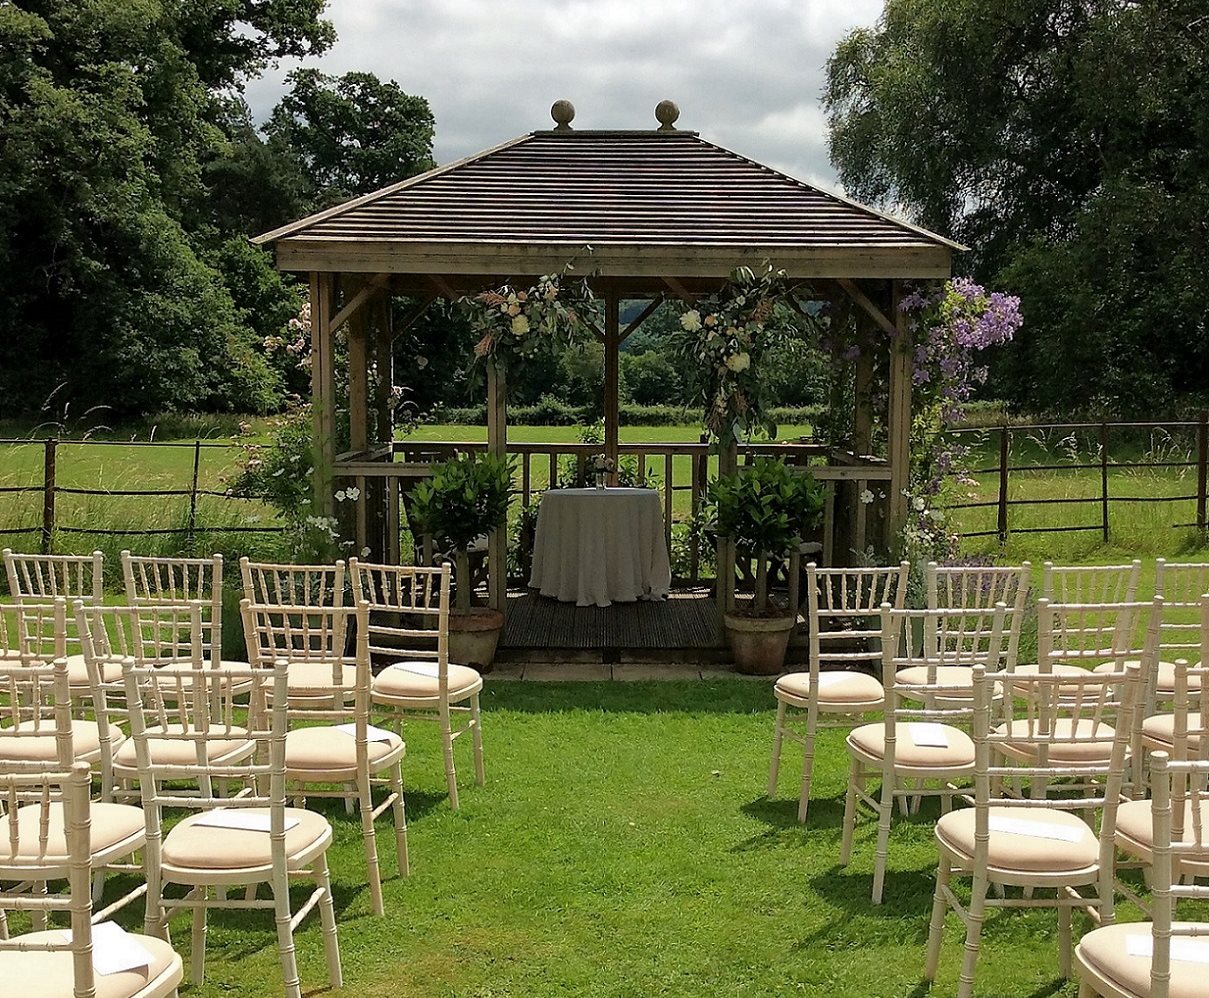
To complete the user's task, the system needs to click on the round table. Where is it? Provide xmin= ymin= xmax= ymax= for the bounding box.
xmin=528 ymin=487 xmax=672 ymax=607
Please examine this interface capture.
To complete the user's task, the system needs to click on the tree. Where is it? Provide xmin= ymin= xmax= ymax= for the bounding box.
xmin=824 ymin=1 xmax=1209 ymax=414
xmin=267 ymin=69 xmax=436 ymax=207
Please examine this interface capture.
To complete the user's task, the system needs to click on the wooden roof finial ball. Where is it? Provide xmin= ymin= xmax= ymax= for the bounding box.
xmin=551 ymin=99 xmax=575 ymax=131
xmin=655 ymin=100 xmax=680 ymax=131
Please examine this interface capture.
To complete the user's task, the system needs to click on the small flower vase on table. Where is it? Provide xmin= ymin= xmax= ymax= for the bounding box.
xmin=594 ymin=472 xmax=606 ymax=490
xmin=591 ymin=454 xmax=615 ymax=490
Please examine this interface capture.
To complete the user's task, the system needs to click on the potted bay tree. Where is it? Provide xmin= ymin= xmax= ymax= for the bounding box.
xmin=710 ymin=458 xmax=825 ymax=675
xmin=409 ymin=452 xmax=513 ymax=673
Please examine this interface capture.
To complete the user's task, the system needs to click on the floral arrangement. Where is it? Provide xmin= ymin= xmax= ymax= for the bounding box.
xmin=895 ymin=278 xmax=1023 ymax=566
xmin=465 ymin=264 xmax=598 ymax=374
xmin=674 ymin=263 xmax=797 ymax=445
xmin=590 ymin=454 xmax=616 ymax=475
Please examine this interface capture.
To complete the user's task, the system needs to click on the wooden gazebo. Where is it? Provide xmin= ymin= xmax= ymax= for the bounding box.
xmin=255 ymin=100 xmax=958 ymax=634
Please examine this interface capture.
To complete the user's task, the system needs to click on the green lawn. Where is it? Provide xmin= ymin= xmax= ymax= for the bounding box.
xmin=86 ymin=680 xmax=1185 ymax=998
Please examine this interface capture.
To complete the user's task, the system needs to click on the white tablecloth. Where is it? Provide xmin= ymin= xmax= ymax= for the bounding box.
xmin=529 ymin=488 xmax=672 ymax=607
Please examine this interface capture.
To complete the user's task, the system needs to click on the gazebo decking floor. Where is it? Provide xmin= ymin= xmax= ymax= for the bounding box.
xmin=499 ymin=588 xmax=809 ymax=664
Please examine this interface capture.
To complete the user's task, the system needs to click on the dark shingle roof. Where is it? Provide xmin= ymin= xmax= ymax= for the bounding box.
xmin=256 ymin=130 xmax=959 ymax=251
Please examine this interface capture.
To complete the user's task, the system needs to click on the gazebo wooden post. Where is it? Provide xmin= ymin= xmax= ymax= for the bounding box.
xmin=886 ymin=280 xmax=912 ymax=549
xmin=716 ymin=438 xmax=738 ymax=620
xmin=603 ymin=291 xmax=621 ymax=483
xmin=486 ymin=359 xmax=507 ymax=611
xmin=346 ymin=283 xmax=370 ymax=554
xmin=309 ymin=271 xmax=336 ymax=519
xmin=371 ymin=292 xmax=394 ymax=561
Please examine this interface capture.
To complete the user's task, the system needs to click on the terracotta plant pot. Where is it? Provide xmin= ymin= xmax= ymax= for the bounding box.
xmin=723 ymin=611 xmax=796 ymax=676
xmin=449 ymin=607 xmax=505 ymax=674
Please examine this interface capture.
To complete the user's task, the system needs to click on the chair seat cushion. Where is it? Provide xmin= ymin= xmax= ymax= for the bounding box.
xmin=995 ymin=718 xmax=1119 ymax=764
xmin=1094 ymin=659 xmax=1198 ymax=692
xmin=775 ymin=670 xmax=883 ymax=706
xmin=148 ymin=658 xmax=255 ymax=691
xmin=161 ymin=807 xmax=331 ymax=871
xmin=0 ymin=802 xmax=145 ymax=866
xmin=1077 ymin=921 xmax=1209 ymax=998
xmin=0 ymin=719 xmax=124 ymax=763
xmin=1 ymin=927 xmax=182 ymax=998
xmin=372 ymin=660 xmax=482 ymax=700
xmin=1141 ymin=712 xmax=1204 ymax=749
xmin=847 ymin=722 xmax=975 ymax=769
xmin=114 ymin=725 xmax=252 ymax=769
xmin=936 ymin=805 xmax=1099 ymax=873
xmin=65 ymin=652 xmax=128 ymax=688
xmin=1115 ymin=797 xmax=1209 ymax=859
xmin=285 ymin=725 xmax=403 ymax=775
xmin=283 ymin=662 xmax=357 ymax=695
xmin=1010 ymin=663 xmax=1097 ymax=696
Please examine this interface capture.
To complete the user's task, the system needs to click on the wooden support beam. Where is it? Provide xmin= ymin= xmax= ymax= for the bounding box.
xmin=661 ymin=277 xmax=697 ymax=304
xmin=486 ymin=361 xmax=507 ymax=611
xmin=619 ymin=295 xmax=665 ymax=343
xmin=603 ymin=293 xmax=621 ymax=482
xmin=391 ymin=293 xmax=437 ymax=340
xmin=427 ymin=274 xmax=459 ymax=300
xmin=310 ymin=272 xmax=336 ymax=518
xmin=837 ymin=277 xmax=896 ymax=336
xmin=329 ymin=274 xmax=388 ymax=333
xmin=347 ymin=303 xmax=369 ymax=454
xmin=886 ymin=280 xmax=912 ymax=549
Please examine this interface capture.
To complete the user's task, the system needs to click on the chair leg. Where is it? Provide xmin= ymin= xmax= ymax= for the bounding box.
xmin=92 ymin=868 xmax=106 ymax=905
xmin=191 ymin=887 xmax=208 ymax=984
xmin=768 ymin=700 xmax=787 ymax=798
xmin=31 ymin=882 xmax=47 ymax=931
xmin=1078 ymin=980 xmax=1096 ymax=997
xmin=359 ymin=776 xmax=384 ymax=917
xmin=0 ymin=906 xmax=8 ymax=939
xmin=441 ymin=718 xmax=460 ymax=810
xmin=798 ymin=708 xmax=820 ymax=825
xmin=957 ymin=871 xmax=990 ymax=998
xmin=470 ymin=694 xmax=485 ymax=787
xmin=316 ymin=851 xmax=343 ymax=989
xmin=344 ymin=784 xmax=356 ymax=816
xmin=1058 ymin=902 xmax=1072 ymax=979
xmin=872 ymin=776 xmax=895 ymax=904
xmin=840 ymin=755 xmax=860 ymax=866
xmin=390 ymin=761 xmax=410 ymax=878
xmin=924 ymin=857 xmax=951 ymax=981
xmin=271 ymin=873 xmax=302 ymax=998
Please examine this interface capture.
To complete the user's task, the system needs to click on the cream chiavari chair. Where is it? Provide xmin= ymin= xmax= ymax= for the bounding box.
xmin=1077 ymin=752 xmax=1209 ymax=998
xmin=126 ymin=659 xmax=341 ymax=998
xmin=242 ymin=600 xmax=408 ymax=915
xmin=0 ymin=760 xmax=183 ymax=997
xmin=78 ymin=602 xmax=259 ymax=802
xmin=927 ymin=560 xmax=1030 ymax=666
xmin=841 ymin=603 xmax=1007 ymax=904
xmin=122 ymin=551 xmax=251 ymax=676
xmin=1132 ymin=561 xmax=1209 ymax=701
xmin=767 ymin=562 xmax=909 ymax=825
xmin=240 ymin=558 xmax=352 ymax=705
xmin=1044 ymin=560 xmax=1143 ymax=604
xmin=4 ymin=550 xmax=105 ymax=691
xmin=350 ymin=559 xmax=485 ymax=810
xmin=0 ymin=601 xmax=18 ymax=665
xmin=0 ymin=657 xmax=146 ymax=931
xmin=924 ymin=663 xmax=1142 ymax=998
xmin=1137 ymin=596 xmax=1209 ymax=784
xmin=1116 ymin=656 xmax=1209 ymax=898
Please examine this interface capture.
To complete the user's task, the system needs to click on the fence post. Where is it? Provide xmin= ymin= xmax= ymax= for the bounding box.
xmin=996 ymin=425 xmax=1010 ymax=546
xmin=41 ymin=437 xmax=56 ymax=554
xmin=1099 ymin=421 xmax=1110 ymax=542
xmin=1197 ymin=409 xmax=1208 ymax=532
xmin=187 ymin=439 xmax=201 ymax=552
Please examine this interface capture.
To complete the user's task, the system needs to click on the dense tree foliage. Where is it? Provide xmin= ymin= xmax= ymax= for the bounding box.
xmin=0 ymin=1 xmax=436 ymax=419
xmin=824 ymin=0 xmax=1209 ymax=414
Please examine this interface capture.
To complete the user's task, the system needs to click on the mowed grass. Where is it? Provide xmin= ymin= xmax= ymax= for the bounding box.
xmin=85 ymin=681 xmax=1184 ymax=998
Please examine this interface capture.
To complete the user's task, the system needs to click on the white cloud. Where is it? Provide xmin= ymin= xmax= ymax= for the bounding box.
xmin=242 ymin=0 xmax=884 ymax=188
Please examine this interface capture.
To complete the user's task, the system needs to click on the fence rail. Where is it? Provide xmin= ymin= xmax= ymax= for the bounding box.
xmin=0 ymin=436 xmax=285 ymax=553
xmin=943 ymin=413 xmax=1209 ymax=543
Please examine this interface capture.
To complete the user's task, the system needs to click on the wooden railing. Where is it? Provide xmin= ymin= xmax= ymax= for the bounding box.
xmin=334 ymin=439 xmax=892 ymax=586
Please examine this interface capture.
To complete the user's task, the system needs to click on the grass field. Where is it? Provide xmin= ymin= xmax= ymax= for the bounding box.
xmin=48 ymin=680 xmax=1195 ymax=998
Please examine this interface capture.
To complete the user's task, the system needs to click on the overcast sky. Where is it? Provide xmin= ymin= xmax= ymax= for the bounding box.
xmin=243 ymin=0 xmax=885 ymax=189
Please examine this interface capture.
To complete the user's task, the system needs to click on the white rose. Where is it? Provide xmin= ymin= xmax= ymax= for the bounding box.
xmin=860 ymin=489 xmax=874 ymax=505
xmin=511 ymin=315 xmax=530 ymax=336
xmin=725 ymin=352 xmax=751 ymax=372
xmin=913 ymin=496 xmax=926 ymax=511
xmin=680 ymin=310 xmax=702 ymax=332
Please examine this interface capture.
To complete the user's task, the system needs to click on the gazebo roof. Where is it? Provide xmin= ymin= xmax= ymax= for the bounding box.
xmin=256 ymin=114 xmax=959 ymax=281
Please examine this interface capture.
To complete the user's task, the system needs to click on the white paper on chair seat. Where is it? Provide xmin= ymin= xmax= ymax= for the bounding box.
xmin=192 ymin=809 xmax=299 ymax=833
xmin=987 ymin=815 xmax=1085 ymax=843
xmin=1126 ymin=934 xmax=1209 ymax=964
xmin=61 ymin=921 xmax=152 ymax=976
xmin=335 ymin=722 xmax=395 ymax=743
xmin=908 ymin=723 xmax=950 ymax=747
